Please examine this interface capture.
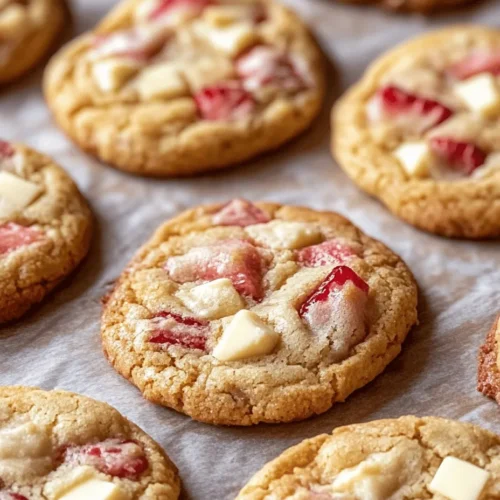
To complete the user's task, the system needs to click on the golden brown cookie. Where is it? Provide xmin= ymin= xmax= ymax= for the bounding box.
xmin=43 ymin=0 xmax=325 ymax=177
xmin=236 ymin=416 xmax=500 ymax=499
xmin=333 ymin=26 xmax=500 ymax=239
xmin=0 ymin=140 xmax=92 ymax=324
xmin=0 ymin=0 xmax=67 ymax=85
xmin=101 ymin=200 xmax=418 ymax=426
xmin=0 ymin=386 xmax=180 ymax=499
xmin=337 ymin=0 xmax=474 ymax=13
xmin=478 ymin=314 xmax=500 ymax=404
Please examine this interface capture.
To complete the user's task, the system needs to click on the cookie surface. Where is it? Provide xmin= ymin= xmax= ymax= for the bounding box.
xmin=0 ymin=0 xmax=67 ymax=85
xmin=0 ymin=140 xmax=92 ymax=324
xmin=236 ymin=416 xmax=500 ymax=499
xmin=337 ymin=0 xmax=473 ymax=13
xmin=43 ymin=0 xmax=324 ymax=177
xmin=0 ymin=386 xmax=180 ymax=499
xmin=101 ymin=200 xmax=418 ymax=426
xmin=478 ymin=315 xmax=500 ymax=404
xmin=333 ymin=26 xmax=500 ymax=238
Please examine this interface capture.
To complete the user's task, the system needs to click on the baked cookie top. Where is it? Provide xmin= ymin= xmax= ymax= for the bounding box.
xmin=101 ymin=200 xmax=417 ymax=426
xmin=0 ymin=387 xmax=180 ymax=500
xmin=338 ymin=0 xmax=473 ymax=13
xmin=43 ymin=0 xmax=324 ymax=177
xmin=333 ymin=26 xmax=500 ymax=238
xmin=478 ymin=315 xmax=500 ymax=404
xmin=236 ymin=416 xmax=500 ymax=499
xmin=0 ymin=140 xmax=92 ymax=324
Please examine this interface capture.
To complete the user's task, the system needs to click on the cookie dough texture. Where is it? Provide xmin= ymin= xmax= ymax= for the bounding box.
xmin=0 ymin=386 xmax=180 ymax=499
xmin=0 ymin=0 xmax=67 ymax=85
xmin=101 ymin=202 xmax=418 ymax=426
xmin=332 ymin=27 xmax=500 ymax=239
xmin=337 ymin=0 xmax=473 ymax=13
xmin=478 ymin=315 xmax=500 ymax=404
xmin=236 ymin=416 xmax=500 ymax=499
xmin=43 ymin=0 xmax=325 ymax=177
xmin=0 ymin=144 xmax=92 ymax=324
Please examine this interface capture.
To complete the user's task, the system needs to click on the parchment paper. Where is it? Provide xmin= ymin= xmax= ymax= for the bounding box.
xmin=1 ymin=1 xmax=500 ymax=498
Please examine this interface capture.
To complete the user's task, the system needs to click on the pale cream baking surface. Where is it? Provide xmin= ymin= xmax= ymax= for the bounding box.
xmin=1 ymin=0 xmax=500 ymax=498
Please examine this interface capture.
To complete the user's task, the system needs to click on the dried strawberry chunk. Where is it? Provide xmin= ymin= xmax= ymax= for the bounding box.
xmin=449 ymin=51 xmax=500 ymax=80
xmin=0 ymin=223 xmax=42 ymax=256
xmin=150 ymin=311 xmax=208 ymax=350
xmin=429 ymin=137 xmax=487 ymax=175
xmin=64 ymin=439 xmax=148 ymax=479
xmin=194 ymin=82 xmax=255 ymax=121
xmin=213 ymin=199 xmax=270 ymax=227
xmin=371 ymin=85 xmax=453 ymax=130
xmin=166 ymin=239 xmax=264 ymax=300
xmin=0 ymin=139 xmax=14 ymax=159
xmin=297 ymin=240 xmax=357 ymax=268
xmin=149 ymin=0 xmax=213 ymax=20
xmin=0 ymin=494 xmax=28 ymax=500
xmin=236 ymin=45 xmax=307 ymax=92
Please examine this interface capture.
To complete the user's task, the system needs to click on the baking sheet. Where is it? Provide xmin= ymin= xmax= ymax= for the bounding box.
xmin=1 ymin=0 xmax=500 ymax=498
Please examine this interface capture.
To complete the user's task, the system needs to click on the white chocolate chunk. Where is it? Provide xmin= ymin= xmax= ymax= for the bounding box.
xmin=177 ymin=278 xmax=244 ymax=320
xmin=0 ymin=4 xmax=27 ymax=38
xmin=393 ymin=142 xmax=431 ymax=178
xmin=182 ymin=55 xmax=235 ymax=90
xmin=212 ymin=310 xmax=280 ymax=361
xmin=192 ymin=20 xmax=258 ymax=56
xmin=455 ymin=73 xmax=500 ymax=118
xmin=44 ymin=466 xmax=97 ymax=499
xmin=58 ymin=479 xmax=128 ymax=500
xmin=203 ymin=5 xmax=255 ymax=26
xmin=0 ymin=171 xmax=41 ymax=214
xmin=246 ymin=220 xmax=322 ymax=250
xmin=134 ymin=0 xmax=160 ymax=22
xmin=428 ymin=456 xmax=490 ymax=500
xmin=136 ymin=63 xmax=188 ymax=100
xmin=92 ymin=58 xmax=140 ymax=92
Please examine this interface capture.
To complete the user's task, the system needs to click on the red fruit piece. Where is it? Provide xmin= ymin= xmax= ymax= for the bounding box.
xmin=236 ymin=45 xmax=307 ymax=92
xmin=149 ymin=0 xmax=213 ymax=20
xmin=150 ymin=311 xmax=208 ymax=350
xmin=0 ymin=494 xmax=28 ymax=500
xmin=0 ymin=139 xmax=14 ymax=159
xmin=213 ymin=199 xmax=270 ymax=227
xmin=297 ymin=240 xmax=357 ymax=268
xmin=0 ymin=223 xmax=42 ymax=256
xmin=194 ymin=82 xmax=255 ymax=121
xmin=64 ymin=439 xmax=148 ymax=479
xmin=166 ymin=239 xmax=264 ymax=300
xmin=449 ymin=52 xmax=500 ymax=80
xmin=429 ymin=137 xmax=487 ymax=175
xmin=372 ymin=85 xmax=453 ymax=130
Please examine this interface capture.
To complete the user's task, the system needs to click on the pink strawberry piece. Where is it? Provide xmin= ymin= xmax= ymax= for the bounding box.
xmin=429 ymin=137 xmax=487 ymax=175
xmin=166 ymin=239 xmax=264 ymax=300
xmin=449 ymin=52 xmax=500 ymax=80
xmin=150 ymin=311 xmax=208 ymax=350
xmin=236 ymin=45 xmax=306 ymax=92
xmin=297 ymin=240 xmax=357 ymax=268
xmin=0 ymin=494 xmax=28 ymax=500
xmin=149 ymin=0 xmax=213 ymax=20
xmin=213 ymin=199 xmax=270 ymax=227
xmin=0 ymin=223 xmax=42 ymax=256
xmin=374 ymin=85 xmax=453 ymax=129
xmin=0 ymin=139 xmax=14 ymax=159
xmin=65 ymin=439 xmax=148 ymax=479
xmin=194 ymin=82 xmax=255 ymax=121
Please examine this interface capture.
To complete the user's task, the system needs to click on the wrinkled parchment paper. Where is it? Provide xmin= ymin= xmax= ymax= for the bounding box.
xmin=1 ymin=1 xmax=500 ymax=498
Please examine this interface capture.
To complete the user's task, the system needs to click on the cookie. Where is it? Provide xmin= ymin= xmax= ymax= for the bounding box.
xmin=337 ymin=0 xmax=473 ymax=13
xmin=0 ymin=0 xmax=67 ymax=85
xmin=43 ymin=0 xmax=325 ymax=178
xmin=101 ymin=200 xmax=418 ymax=426
xmin=236 ymin=416 xmax=500 ymax=499
xmin=0 ymin=140 xmax=92 ymax=324
xmin=333 ymin=26 xmax=500 ymax=239
xmin=478 ymin=314 xmax=500 ymax=404
xmin=0 ymin=386 xmax=180 ymax=499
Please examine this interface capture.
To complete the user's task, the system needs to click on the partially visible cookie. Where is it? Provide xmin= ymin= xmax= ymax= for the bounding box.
xmin=478 ymin=315 xmax=500 ymax=404
xmin=43 ymin=0 xmax=325 ymax=177
xmin=0 ymin=0 xmax=67 ymax=85
xmin=101 ymin=200 xmax=417 ymax=426
xmin=236 ymin=416 xmax=500 ymax=499
xmin=333 ymin=26 xmax=500 ymax=238
xmin=0 ymin=140 xmax=92 ymax=324
xmin=0 ymin=386 xmax=180 ymax=499
xmin=338 ymin=0 xmax=474 ymax=13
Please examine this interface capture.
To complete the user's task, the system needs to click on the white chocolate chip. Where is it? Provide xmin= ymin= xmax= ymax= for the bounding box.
xmin=58 ymin=478 xmax=129 ymax=500
xmin=44 ymin=466 xmax=97 ymax=499
xmin=393 ymin=142 xmax=431 ymax=178
xmin=246 ymin=220 xmax=322 ymax=250
xmin=92 ymin=58 xmax=141 ymax=92
xmin=455 ymin=73 xmax=500 ymax=118
xmin=428 ymin=456 xmax=490 ymax=500
xmin=212 ymin=310 xmax=280 ymax=361
xmin=177 ymin=278 xmax=244 ymax=320
xmin=135 ymin=63 xmax=188 ymax=100
xmin=182 ymin=55 xmax=235 ymax=90
xmin=0 ymin=171 xmax=42 ymax=215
